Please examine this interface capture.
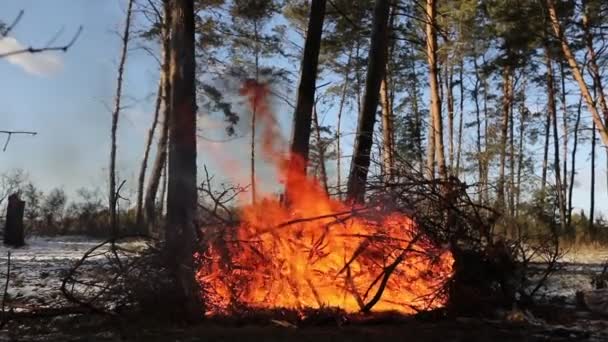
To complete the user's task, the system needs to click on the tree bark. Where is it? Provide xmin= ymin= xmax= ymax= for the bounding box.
xmin=165 ymin=0 xmax=203 ymax=320
xmin=109 ymin=0 xmax=134 ymax=238
xmin=346 ymin=0 xmax=391 ymax=203
xmin=287 ymin=0 xmax=327 ymax=199
xmin=546 ymin=0 xmax=608 ymax=147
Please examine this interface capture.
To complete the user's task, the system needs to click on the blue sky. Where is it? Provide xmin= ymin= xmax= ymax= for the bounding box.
xmin=0 ymin=0 xmax=607 ymax=216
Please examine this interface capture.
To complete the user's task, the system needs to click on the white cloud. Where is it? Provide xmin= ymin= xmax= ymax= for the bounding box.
xmin=0 ymin=37 xmax=63 ymax=76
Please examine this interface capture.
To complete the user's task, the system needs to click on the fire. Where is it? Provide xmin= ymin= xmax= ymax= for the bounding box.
xmin=196 ymin=80 xmax=454 ymax=315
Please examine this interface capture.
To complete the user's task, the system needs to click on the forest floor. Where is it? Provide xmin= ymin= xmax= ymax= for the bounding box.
xmin=1 ymin=237 xmax=607 ymax=341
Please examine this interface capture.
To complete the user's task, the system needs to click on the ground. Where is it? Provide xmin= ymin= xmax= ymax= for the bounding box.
xmin=1 ymin=237 xmax=608 ymax=341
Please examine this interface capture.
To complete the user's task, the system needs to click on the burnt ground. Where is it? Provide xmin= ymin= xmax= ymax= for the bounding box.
xmin=2 ymin=304 xmax=607 ymax=342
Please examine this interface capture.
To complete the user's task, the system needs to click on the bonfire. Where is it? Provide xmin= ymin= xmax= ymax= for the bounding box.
xmin=196 ymin=80 xmax=454 ymax=316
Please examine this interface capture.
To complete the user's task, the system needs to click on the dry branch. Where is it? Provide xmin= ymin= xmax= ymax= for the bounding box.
xmin=0 ymin=130 xmax=37 ymax=152
xmin=0 ymin=25 xmax=82 ymax=58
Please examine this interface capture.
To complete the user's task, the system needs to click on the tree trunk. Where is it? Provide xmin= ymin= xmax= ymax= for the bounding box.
xmin=590 ymin=119 xmax=596 ymax=233
xmin=250 ymin=21 xmax=260 ymax=205
xmin=509 ymin=82 xmax=516 ymax=219
xmin=109 ymin=0 xmax=134 ymax=238
xmin=165 ymin=0 xmax=203 ymax=320
xmin=445 ymin=63 xmax=455 ymax=172
xmin=559 ymin=63 xmax=569 ymax=209
xmin=336 ymin=50 xmax=352 ymax=199
xmin=409 ymin=48 xmax=424 ymax=169
xmin=136 ymin=76 xmax=163 ymax=229
xmin=540 ymin=95 xmax=551 ymax=205
xmin=287 ymin=0 xmax=327 ymax=200
xmin=455 ymin=60 xmax=464 ymax=178
xmin=568 ymin=95 xmax=582 ymax=227
xmin=473 ymin=56 xmax=483 ymax=204
xmin=425 ymin=0 xmax=446 ymax=179
xmin=497 ymin=64 xmax=512 ymax=210
xmin=516 ymin=99 xmax=527 ymax=218
xmin=346 ymin=0 xmax=391 ymax=203
xmin=312 ymin=104 xmax=329 ymax=194
xmin=380 ymin=74 xmax=394 ymax=181
xmin=582 ymin=0 xmax=608 ymax=196
xmin=482 ymin=55 xmax=490 ymax=205
xmin=4 ymin=193 xmax=25 ymax=247
xmin=546 ymin=0 xmax=608 ymax=147
xmin=545 ymin=46 xmax=567 ymax=235
xmin=144 ymin=3 xmax=171 ymax=233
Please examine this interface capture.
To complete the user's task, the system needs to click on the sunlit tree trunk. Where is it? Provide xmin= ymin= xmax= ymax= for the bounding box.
xmin=425 ymin=0 xmax=447 ymax=179
xmin=545 ymin=46 xmax=567 ymax=235
xmin=380 ymin=74 xmax=394 ymax=181
xmin=165 ymin=0 xmax=203 ymax=320
xmin=346 ymin=0 xmax=391 ymax=203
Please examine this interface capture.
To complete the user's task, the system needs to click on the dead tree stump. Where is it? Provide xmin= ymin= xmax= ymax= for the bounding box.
xmin=4 ymin=193 xmax=25 ymax=247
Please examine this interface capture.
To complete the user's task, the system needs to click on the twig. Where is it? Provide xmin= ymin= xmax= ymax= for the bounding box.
xmin=0 ymin=10 xmax=24 ymax=38
xmin=0 ymin=131 xmax=37 ymax=152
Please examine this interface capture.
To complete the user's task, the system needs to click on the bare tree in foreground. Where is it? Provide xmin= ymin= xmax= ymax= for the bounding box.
xmin=164 ymin=0 xmax=203 ymax=320
xmin=109 ymin=0 xmax=135 ymax=238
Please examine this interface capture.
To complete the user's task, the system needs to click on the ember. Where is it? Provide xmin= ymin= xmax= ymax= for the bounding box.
xmin=196 ymin=80 xmax=454 ymax=316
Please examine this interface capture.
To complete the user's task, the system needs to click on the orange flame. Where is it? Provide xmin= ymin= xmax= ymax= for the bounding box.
xmin=197 ymin=80 xmax=454 ymax=315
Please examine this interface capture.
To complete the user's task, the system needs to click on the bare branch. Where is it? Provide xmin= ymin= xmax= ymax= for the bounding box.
xmin=0 ymin=130 xmax=37 ymax=152
xmin=0 ymin=25 xmax=83 ymax=59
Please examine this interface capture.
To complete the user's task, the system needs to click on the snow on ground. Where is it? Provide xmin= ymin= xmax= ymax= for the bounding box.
xmin=0 ymin=236 xmax=148 ymax=311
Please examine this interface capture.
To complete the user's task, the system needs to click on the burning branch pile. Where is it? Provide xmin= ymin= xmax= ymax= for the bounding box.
xmin=195 ymin=80 xmax=454 ymax=316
